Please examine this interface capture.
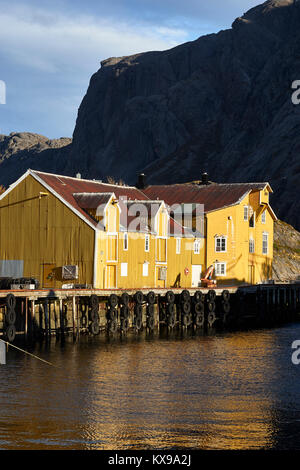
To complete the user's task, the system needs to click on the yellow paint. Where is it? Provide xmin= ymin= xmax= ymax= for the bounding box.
xmin=0 ymin=172 xmax=275 ymax=290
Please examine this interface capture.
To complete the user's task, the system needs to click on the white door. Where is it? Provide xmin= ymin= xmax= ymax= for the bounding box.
xmin=192 ymin=265 xmax=202 ymax=288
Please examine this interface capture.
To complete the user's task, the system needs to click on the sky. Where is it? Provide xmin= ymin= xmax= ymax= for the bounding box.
xmin=0 ymin=0 xmax=260 ymax=139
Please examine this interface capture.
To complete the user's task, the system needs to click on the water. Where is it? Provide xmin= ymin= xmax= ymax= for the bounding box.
xmin=1 ymin=323 xmax=300 ymax=450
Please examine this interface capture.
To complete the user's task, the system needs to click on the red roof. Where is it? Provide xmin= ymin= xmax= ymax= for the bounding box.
xmin=32 ymin=170 xmax=147 ymax=227
xmin=143 ymin=183 xmax=269 ymax=213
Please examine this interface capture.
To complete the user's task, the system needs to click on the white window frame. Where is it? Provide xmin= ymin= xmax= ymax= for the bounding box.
xmin=145 ymin=234 xmax=150 ymax=252
xmin=215 ymin=262 xmax=226 ymax=276
xmin=249 ymin=238 xmax=255 ymax=254
xmin=120 ymin=263 xmax=128 ymax=277
xmin=261 ymin=211 xmax=266 ymax=224
xmin=142 ymin=262 xmax=149 ymax=277
xmin=194 ymin=239 xmax=200 ymax=254
xmin=123 ymin=233 xmax=128 ymax=251
xmin=262 ymin=232 xmax=269 ymax=255
xmin=215 ymin=236 xmax=227 ymax=253
xmin=176 ymin=238 xmax=181 ymax=255
xmin=244 ymin=206 xmax=249 ymax=221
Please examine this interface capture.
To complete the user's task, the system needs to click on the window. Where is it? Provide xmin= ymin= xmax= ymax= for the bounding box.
xmin=249 ymin=212 xmax=255 ymax=228
xmin=194 ymin=239 xmax=200 ymax=254
xmin=143 ymin=262 xmax=149 ymax=277
xmin=263 ymin=233 xmax=268 ymax=255
xmin=123 ymin=233 xmax=128 ymax=251
xmin=244 ymin=206 xmax=249 ymax=221
xmin=215 ymin=236 xmax=227 ymax=252
xmin=249 ymin=238 xmax=255 ymax=254
xmin=261 ymin=211 xmax=266 ymax=224
xmin=215 ymin=262 xmax=226 ymax=276
xmin=176 ymin=238 xmax=181 ymax=254
xmin=145 ymin=235 xmax=150 ymax=252
xmin=120 ymin=263 xmax=128 ymax=277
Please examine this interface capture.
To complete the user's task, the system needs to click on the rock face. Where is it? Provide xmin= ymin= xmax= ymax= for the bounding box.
xmin=0 ymin=133 xmax=71 ymax=186
xmin=273 ymin=220 xmax=300 ymax=281
xmin=70 ymin=0 xmax=300 ymax=230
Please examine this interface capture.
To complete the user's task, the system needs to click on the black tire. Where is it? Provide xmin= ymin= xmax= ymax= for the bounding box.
xmin=6 ymin=294 xmax=16 ymax=310
xmin=146 ymin=315 xmax=155 ymax=330
xmin=89 ymin=295 xmax=99 ymax=308
xmin=120 ymin=305 xmax=130 ymax=319
xmin=89 ymin=321 xmax=100 ymax=335
xmin=193 ymin=291 xmax=205 ymax=303
xmin=207 ymin=301 xmax=216 ymax=312
xmin=166 ymin=303 xmax=175 ymax=315
xmin=134 ymin=304 xmax=143 ymax=317
xmin=134 ymin=315 xmax=142 ymax=330
xmin=90 ymin=310 xmax=100 ymax=322
xmin=222 ymin=290 xmax=230 ymax=302
xmin=108 ymin=294 xmax=118 ymax=308
xmin=6 ymin=309 xmax=16 ymax=325
xmin=4 ymin=324 xmax=16 ymax=342
xmin=165 ymin=291 xmax=175 ymax=304
xmin=167 ymin=313 xmax=176 ymax=328
xmin=222 ymin=301 xmax=231 ymax=314
xmin=147 ymin=291 xmax=156 ymax=305
xmin=108 ymin=319 xmax=118 ymax=334
xmin=134 ymin=291 xmax=144 ymax=304
xmin=208 ymin=312 xmax=217 ymax=327
xmin=182 ymin=313 xmax=189 ymax=327
xmin=107 ymin=308 xmax=117 ymax=321
xmin=207 ymin=290 xmax=216 ymax=302
xmin=120 ymin=317 xmax=129 ymax=332
xmin=194 ymin=302 xmax=204 ymax=315
xmin=120 ymin=293 xmax=129 ymax=306
xmin=195 ymin=313 xmax=205 ymax=328
xmin=146 ymin=304 xmax=155 ymax=316
xmin=182 ymin=301 xmax=191 ymax=315
xmin=181 ymin=290 xmax=190 ymax=302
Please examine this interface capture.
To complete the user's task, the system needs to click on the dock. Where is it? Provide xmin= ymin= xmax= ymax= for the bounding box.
xmin=0 ymin=284 xmax=299 ymax=342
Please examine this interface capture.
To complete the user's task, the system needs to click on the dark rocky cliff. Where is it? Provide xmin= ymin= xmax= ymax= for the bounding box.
xmin=0 ymin=0 xmax=299 ymax=231
xmin=69 ymin=0 xmax=300 ymax=229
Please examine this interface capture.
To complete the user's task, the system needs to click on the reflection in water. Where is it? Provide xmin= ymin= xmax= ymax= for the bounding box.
xmin=1 ymin=324 xmax=300 ymax=450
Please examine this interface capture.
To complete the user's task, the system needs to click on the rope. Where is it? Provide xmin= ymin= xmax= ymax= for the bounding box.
xmin=0 ymin=338 xmax=56 ymax=367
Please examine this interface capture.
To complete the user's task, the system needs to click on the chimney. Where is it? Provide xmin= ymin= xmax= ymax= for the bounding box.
xmin=201 ymin=172 xmax=208 ymax=185
xmin=136 ymin=173 xmax=146 ymax=190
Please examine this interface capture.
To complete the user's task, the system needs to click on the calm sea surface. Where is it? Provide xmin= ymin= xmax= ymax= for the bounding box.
xmin=1 ymin=323 xmax=300 ymax=450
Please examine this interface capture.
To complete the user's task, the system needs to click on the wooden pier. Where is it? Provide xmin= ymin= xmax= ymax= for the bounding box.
xmin=0 ymin=284 xmax=299 ymax=343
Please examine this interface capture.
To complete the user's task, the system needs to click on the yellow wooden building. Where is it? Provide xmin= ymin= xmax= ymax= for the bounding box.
xmin=0 ymin=169 xmax=276 ymax=289
xmin=144 ymin=179 xmax=277 ymax=286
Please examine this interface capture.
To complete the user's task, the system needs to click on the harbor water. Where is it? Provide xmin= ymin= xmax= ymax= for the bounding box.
xmin=1 ymin=323 xmax=300 ymax=450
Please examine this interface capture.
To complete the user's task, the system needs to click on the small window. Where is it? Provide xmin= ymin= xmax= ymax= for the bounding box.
xmin=244 ymin=206 xmax=249 ymax=221
xmin=194 ymin=239 xmax=200 ymax=254
xmin=249 ymin=239 xmax=255 ymax=254
xmin=261 ymin=211 xmax=266 ymax=224
xmin=120 ymin=263 xmax=128 ymax=277
xmin=215 ymin=236 xmax=227 ymax=252
xmin=123 ymin=233 xmax=128 ymax=251
xmin=263 ymin=233 xmax=268 ymax=255
xmin=249 ymin=212 xmax=255 ymax=228
xmin=145 ymin=235 xmax=150 ymax=252
xmin=176 ymin=238 xmax=181 ymax=254
xmin=215 ymin=262 xmax=226 ymax=276
xmin=143 ymin=262 xmax=149 ymax=277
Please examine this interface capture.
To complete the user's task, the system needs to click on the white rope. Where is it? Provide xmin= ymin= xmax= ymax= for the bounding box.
xmin=0 ymin=338 xmax=55 ymax=367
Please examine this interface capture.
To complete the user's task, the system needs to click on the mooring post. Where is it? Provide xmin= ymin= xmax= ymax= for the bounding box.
xmin=72 ymin=296 xmax=76 ymax=340
xmin=25 ymin=297 xmax=28 ymax=338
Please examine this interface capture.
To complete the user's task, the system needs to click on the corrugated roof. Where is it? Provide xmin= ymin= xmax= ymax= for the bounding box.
xmin=73 ymin=192 xmax=114 ymax=209
xmin=31 ymin=170 xmax=148 ymax=228
xmin=143 ymin=183 xmax=270 ymax=213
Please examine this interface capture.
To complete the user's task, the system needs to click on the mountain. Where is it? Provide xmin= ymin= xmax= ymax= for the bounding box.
xmin=69 ymin=0 xmax=300 ymax=230
xmin=0 ymin=0 xmax=300 ymax=232
xmin=0 ymin=133 xmax=71 ymax=183
xmin=273 ymin=220 xmax=300 ymax=281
